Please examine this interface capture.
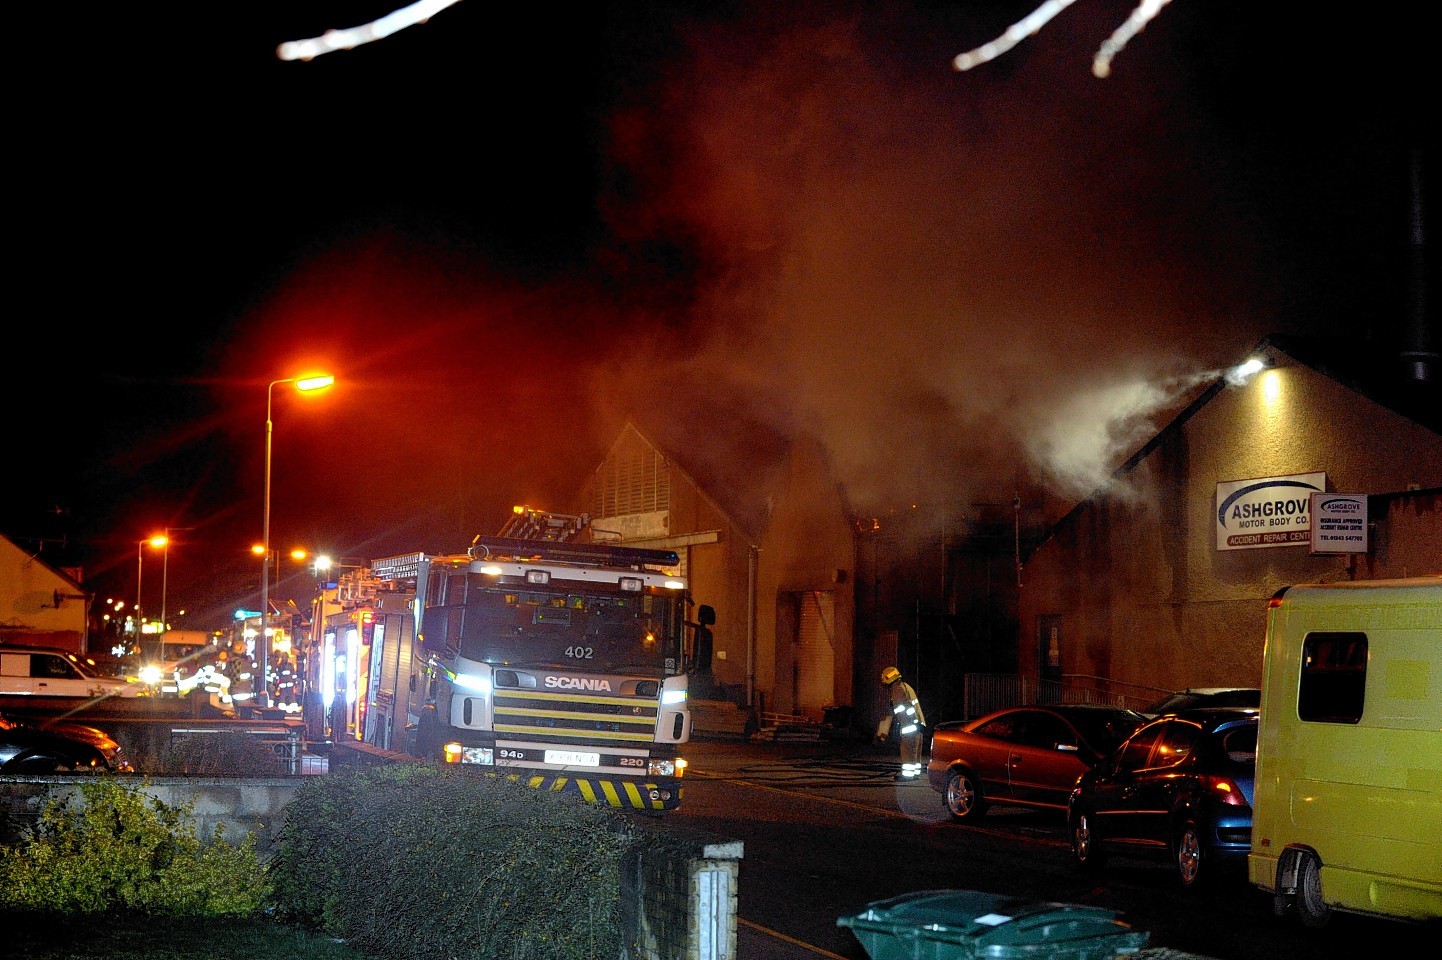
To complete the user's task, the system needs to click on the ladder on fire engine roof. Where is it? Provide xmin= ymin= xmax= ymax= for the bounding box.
xmin=495 ymin=506 xmax=589 ymax=542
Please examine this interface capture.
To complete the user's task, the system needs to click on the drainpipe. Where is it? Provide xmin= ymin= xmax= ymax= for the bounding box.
xmin=1401 ymin=147 xmax=1436 ymax=384
xmin=747 ymin=545 xmax=758 ymax=710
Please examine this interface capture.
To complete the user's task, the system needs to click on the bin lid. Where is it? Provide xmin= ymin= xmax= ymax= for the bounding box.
xmin=839 ymin=889 xmax=1149 ymax=960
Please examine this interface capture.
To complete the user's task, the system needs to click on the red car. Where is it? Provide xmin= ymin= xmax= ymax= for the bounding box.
xmin=927 ymin=704 xmax=1145 ymax=821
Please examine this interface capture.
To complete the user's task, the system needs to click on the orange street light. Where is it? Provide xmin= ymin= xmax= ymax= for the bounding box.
xmin=136 ymin=534 xmax=168 ymax=644
xmin=260 ymin=373 xmax=334 ymax=709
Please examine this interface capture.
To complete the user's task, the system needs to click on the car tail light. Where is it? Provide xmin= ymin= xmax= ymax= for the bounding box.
xmin=1209 ymin=776 xmax=1247 ymax=806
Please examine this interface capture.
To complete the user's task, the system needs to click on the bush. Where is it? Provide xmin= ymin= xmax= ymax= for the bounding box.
xmin=0 ymin=777 xmax=270 ymax=916
xmin=269 ymin=765 xmax=635 ymax=960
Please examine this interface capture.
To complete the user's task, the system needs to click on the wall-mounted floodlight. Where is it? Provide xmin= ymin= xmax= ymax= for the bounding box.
xmin=1226 ymin=357 xmax=1268 ymax=386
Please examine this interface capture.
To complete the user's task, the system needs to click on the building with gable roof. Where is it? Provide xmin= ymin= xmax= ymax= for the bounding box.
xmin=575 ymin=421 xmax=858 ymax=726
xmin=0 ymin=532 xmax=92 ymax=654
xmin=1014 ymin=334 xmax=1441 ymax=703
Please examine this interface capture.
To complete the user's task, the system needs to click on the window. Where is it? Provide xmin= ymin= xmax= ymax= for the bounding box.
xmin=1152 ymin=720 xmax=1201 ymax=767
xmin=1018 ymin=714 xmax=1072 ymax=750
xmin=1298 ymin=632 xmax=1367 ymax=724
xmin=977 ymin=715 xmax=1021 ymax=742
xmin=33 ymin=654 xmax=82 ymax=680
xmin=1116 ymin=724 xmax=1163 ymax=772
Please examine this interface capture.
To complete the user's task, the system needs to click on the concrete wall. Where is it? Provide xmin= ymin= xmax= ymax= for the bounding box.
xmin=0 ymin=775 xmax=304 ymax=859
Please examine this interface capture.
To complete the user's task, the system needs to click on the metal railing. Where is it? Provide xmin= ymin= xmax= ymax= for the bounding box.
xmin=167 ymin=723 xmax=306 ymax=774
xmin=961 ymin=673 xmax=1163 ymax=719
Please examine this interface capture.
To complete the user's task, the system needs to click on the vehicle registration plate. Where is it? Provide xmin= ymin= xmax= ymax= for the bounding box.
xmin=544 ymin=750 xmax=600 ymax=767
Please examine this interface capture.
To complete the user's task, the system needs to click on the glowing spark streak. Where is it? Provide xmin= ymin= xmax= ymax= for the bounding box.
xmin=953 ymin=0 xmax=1178 ymax=78
xmin=1092 ymin=0 xmax=1174 ymax=78
xmin=276 ymin=0 xmax=463 ymax=61
xmin=953 ymin=0 xmax=1080 ymax=72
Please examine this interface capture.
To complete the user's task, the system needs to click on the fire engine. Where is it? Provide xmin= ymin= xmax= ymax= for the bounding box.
xmin=316 ymin=509 xmax=700 ymax=812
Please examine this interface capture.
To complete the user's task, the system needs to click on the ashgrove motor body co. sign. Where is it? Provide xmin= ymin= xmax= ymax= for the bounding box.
xmin=1215 ymin=472 xmax=1326 ymax=551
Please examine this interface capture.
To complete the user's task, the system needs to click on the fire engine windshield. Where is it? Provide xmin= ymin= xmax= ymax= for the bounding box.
xmin=458 ymin=582 xmax=684 ymax=673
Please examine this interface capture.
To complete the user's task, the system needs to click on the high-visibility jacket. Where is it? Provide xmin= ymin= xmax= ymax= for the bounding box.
xmin=888 ymin=679 xmax=925 ymax=731
xmin=876 ymin=679 xmax=926 ymax=739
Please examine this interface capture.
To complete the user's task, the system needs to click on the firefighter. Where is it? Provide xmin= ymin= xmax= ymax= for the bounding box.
xmin=274 ymin=654 xmax=298 ymax=711
xmin=877 ymin=666 xmax=926 ymax=780
xmin=223 ymin=639 xmax=256 ymax=707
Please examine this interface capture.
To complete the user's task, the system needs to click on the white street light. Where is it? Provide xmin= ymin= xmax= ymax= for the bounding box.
xmin=261 ymin=373 xmax=334 ymax=711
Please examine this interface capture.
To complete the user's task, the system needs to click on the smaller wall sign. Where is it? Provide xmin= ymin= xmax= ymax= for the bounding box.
xmin=1215 ymin=472 xmax=1326 ymax=551
xmin=1310 ymin=493 xmax=1368 ymax=554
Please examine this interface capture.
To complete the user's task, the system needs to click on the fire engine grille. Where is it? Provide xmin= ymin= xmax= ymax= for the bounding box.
xmin=492 ymin=689 xmax=659 ymax=743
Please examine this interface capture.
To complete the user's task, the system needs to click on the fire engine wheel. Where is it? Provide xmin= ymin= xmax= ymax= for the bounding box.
xmin=1297 ymin=853 xmax=1330 ymax=929
xmin=943 ymin=769 xmax=985 ymax=821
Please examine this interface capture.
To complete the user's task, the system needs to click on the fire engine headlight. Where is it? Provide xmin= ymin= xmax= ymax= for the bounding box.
xmin=648 ymin=757 xmax=684 ymax=778
xmin=453 ymin=672 xmax=491 ymax=693
xmin=138 ymin=665 xmax=163 ymax=685
xmin=446 ymin=744 xmax=494 ymax=766
xmin=661 ymin=689 xmax=687 ymax=705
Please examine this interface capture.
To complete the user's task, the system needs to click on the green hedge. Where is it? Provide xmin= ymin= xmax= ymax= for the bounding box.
xmin=268 ymin=765 xmax=636 ymax=960
xmin=0 ymin=777 xmax=269 ymax=916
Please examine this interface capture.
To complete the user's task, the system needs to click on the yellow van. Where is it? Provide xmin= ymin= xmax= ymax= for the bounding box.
xmin=1249 ymin=576 xmax=1442 ymax=927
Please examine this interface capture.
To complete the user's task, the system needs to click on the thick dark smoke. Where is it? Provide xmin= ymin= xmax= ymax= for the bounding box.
xmin=10 ymin=2 xmax=1425 ymax=623
xmin=580 ymin=3 xmax=1300 ymax=528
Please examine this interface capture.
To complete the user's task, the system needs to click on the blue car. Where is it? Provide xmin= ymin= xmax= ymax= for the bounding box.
xmin=1067 ymin=707 xmax=1257 ymax=888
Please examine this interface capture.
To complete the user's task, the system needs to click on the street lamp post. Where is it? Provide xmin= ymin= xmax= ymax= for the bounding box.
xmin=136 ymin=534 xmax=168 ymax=655
xmin=159 ymin=534 xmax=170 ymax=653
xmin=136 ymin=541 xmax=145 ymax=642
xmin=261 ymin=373 xmax=335 ymax=711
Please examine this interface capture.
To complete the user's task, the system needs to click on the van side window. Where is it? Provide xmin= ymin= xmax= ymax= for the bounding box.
xmin=33 ymin=654 xmax=82 ymax=680
xmin=1298 ymin=631 xmax=1367 ymax=724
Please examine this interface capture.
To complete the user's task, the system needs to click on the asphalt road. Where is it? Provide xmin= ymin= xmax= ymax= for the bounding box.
xmin=676 ymin=736 xmax=1423 ymax=960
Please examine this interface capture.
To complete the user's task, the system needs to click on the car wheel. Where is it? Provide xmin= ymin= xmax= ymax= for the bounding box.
xmin=1174 ymin=820 xmax=1205 ymax=888
xmin=1071 ymin=812 xmax=1106 ymax=872
xmin=1297 ymin=854 xmax=1330 ymax=929
xmin=943 ymin=769 xmax=985 ymax=821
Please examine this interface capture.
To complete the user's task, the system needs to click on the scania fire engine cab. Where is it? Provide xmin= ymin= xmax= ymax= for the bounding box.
xmin=367 ymin=513 xmax=696 ymax=812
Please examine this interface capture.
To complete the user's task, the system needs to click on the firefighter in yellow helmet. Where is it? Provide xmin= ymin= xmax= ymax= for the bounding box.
xmin=877 ymin=666 xmax=926 ymax=780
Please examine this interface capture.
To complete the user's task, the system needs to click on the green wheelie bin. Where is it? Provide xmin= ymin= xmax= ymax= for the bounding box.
xmin=838 ymin=889 xmax=1150 ymax=960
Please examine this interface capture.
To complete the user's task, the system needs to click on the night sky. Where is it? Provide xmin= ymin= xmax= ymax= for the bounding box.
xmin=7 ymin=1 xmax=1434 ymax=630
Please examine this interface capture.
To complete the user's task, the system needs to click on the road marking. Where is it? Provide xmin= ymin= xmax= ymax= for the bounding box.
xmin=738 ymin=917 xmax=851 ymax=959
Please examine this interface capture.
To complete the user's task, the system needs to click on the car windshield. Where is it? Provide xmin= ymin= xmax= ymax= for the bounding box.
xmin=1142 ymin=689 xmax=1260 ymax=715
xmin=456 ymin=582 xmax=684 ymax=673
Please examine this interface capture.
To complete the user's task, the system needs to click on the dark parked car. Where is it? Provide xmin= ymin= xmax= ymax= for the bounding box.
xmin=0 ymin=710 xmax=134 ymax=773
xmin=927 ymin=704 xmax=1146 ymax=821
xmin=1068 ymin=707 xmax=1258 ymax=888
xmin=1138 ymin=687 xmax=1260 ymax=718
